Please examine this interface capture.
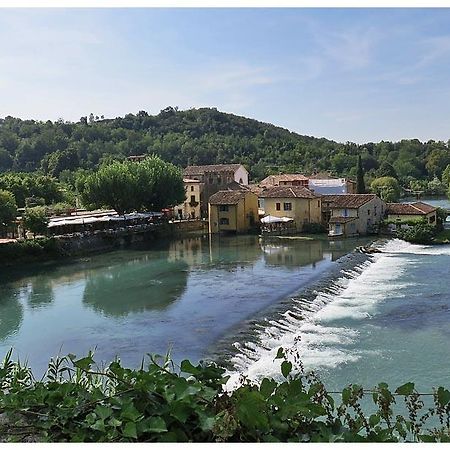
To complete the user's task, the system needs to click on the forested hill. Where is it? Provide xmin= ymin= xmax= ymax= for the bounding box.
xmin=0 ymin=106 xmax=449 ymax=183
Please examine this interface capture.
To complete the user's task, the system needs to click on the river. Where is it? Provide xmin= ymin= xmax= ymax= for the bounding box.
xmin=0 ymin=234 xmax=367 ymax=376
xmin=1 ymin=200 xmax=450 ymax=392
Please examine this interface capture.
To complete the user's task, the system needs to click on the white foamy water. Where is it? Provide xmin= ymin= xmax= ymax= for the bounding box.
xmin=227 ymin=239 xmax=423 ymax=388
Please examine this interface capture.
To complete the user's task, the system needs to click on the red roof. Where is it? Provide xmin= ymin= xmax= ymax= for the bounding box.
xmin=322 ymin=194 xmax=377 ymax=209
xmin=260 ymin=186 xmax=319 ymax=199
xmin=386 ymin=202 xmax=437 ymax=215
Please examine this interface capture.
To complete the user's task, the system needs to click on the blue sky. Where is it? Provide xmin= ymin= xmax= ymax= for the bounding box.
xmin=1 ymin=8 xmax=450 ymax=143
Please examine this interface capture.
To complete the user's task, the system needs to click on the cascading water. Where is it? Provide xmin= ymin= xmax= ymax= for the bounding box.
xmin=223 ymin=239 xmax=450 ymax=391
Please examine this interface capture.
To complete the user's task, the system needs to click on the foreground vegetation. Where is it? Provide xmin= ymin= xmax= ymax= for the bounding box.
xmin=1 ymin=348 xmax=450 ymax=443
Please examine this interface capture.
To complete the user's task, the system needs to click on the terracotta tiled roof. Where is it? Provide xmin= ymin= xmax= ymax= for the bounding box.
xmin=260 ymin=174 xmax=309 ymax=187
xmin=329 ymin=217 xmax=357 ymax=224
xmin=184 ymin=164 xmax=244 ymax=176
xmin=247 ymin=184 xmax=264 ymax=196
xmin=386 ymin=202 xmax=437 ymax=215
xmin=322 ymin=194 xmax=377 ymax=209
xmin=209 ymin=190 xmax=248 ymax=205
xmin=260 ymin=186 xmax=319 ymax=199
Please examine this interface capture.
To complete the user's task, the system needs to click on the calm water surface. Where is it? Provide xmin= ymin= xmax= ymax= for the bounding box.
xmin=0 ymin=235 xmax=364 ymax=375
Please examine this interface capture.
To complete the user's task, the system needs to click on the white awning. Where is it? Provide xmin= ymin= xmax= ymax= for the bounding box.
xmin=261 ymin=215 xmax=294 ymax=224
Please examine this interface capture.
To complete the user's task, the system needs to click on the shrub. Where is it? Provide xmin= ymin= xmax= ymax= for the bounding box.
xmin=302 ymin=222 xmax=327 ymax=234
xmin=1 ymin=347 xmax=450 ymax=443
xmin=396 ymin=220 xmax=436 ymax=244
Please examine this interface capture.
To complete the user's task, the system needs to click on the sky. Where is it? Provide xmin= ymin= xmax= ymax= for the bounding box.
xmin=1 ymin=8 xmax=450 ymax=143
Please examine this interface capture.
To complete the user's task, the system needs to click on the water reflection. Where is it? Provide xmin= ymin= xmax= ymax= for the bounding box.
xmin=0 ymin=287 xmax=23 ymax=341
xmin=261 ymin=239 xmax=326 ymax=268
xmin=26 ymin=278 xmax=55 ymax=308
xmin=83 ymin=256 xmax=189 ymax=317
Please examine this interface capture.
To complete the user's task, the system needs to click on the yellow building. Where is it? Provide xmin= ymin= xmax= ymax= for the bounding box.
xmin=259 ymin=186 xmax=322 ymax=231
xmin=209 ymin=190 xmax=259 ymax=234
xmin=174 ymin=179 xmax=203 ymax=219
xmin=386 ymin=202 xmax=437 ymax=226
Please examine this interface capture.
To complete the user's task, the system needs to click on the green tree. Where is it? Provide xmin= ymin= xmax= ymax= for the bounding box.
xmin=442 ymin=164 xmax=450 ymax=187
xmin=80 ymin=156 xmax=184 ymax=214
xmin=376 ymin=161 xmax=397 ymax=179
xmin=356 ymin=155 xmax=366 ymax=194
xmin=0 ymin=190 xmax=17 ymax=234
xmin=23 ymin=206 xmax=49 ymax=238
xmin=371 ymin=176 xmax=401 ymax=202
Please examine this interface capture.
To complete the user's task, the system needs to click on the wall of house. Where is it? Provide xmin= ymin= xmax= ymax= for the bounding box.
xmin=238 ymin=192 xmax=259 ymax=232
xmin=208 ymin=192 xmax=258 ymax=234
xmin=263 ymin=197 xmax=321 ymax=231
xmin=329 ymin=197 xmax=385 ymax=236
xmin=174 ymin=182 xmax=202 ymax=219
xmin=234 ymin=166 xmax=249 ymax=185
xmin=209 ymin=204 xmax=238 ymax=233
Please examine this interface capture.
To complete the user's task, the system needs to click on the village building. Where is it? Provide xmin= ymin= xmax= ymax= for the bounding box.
xmin=173 ymin=178 xmax=203 ymax=219
xmin=183 ymin=164 xmax=249 ymax=217
xmin=259 ymin=174 xmax=309 ymax=188
xmin=386 ymin=202 xmax=437 ymax=226
xmin=259 ymin=172 xmax=356 ymax=194
xmin=208 ymin=190 xmax=259 ymax=234
xmin=308 ymin=178 xmax=356 ymax=195
xmin=259 ymin=186 xmax=322 ymax=232
xmin=322 ymin=194 xmax=385 ymax=237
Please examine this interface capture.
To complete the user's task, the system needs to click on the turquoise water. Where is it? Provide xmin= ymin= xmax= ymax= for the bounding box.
xmin=0 ymin=235 xmax=365 ymax=376
xmin=227 ymin=239 xmax=450 ymax=393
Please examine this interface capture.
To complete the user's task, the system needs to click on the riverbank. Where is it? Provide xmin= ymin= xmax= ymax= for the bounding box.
xmin=0 ymin=220 xmax=208 ymax=268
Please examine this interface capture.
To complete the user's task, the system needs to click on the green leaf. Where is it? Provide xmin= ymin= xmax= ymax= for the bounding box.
xmin=237 ymin=391 xmax=269 ymax=431
xmin=180 ymin=360 xmax=199 ymax=375
xmin=275 ymin=348 xmax=285 ymax=360
xmin=369 ymin=414 xmax=380 ymax=427
xmin=198 ymin=412 xmax=215 ymax=432
xmin=108 ymin=417 xmax=122 ymax=428
xmin=147 ymin=416 xmax=167 ymax=433
xmin=281 ymin=361 xmax=292 ymax=378
xmin=342 ymin=387 xmax=351 ymax=405
xmin=260 ymin=378 xmax=276 ymax=398
xmin=122 ymin=421 xmax=137 ymax=439
xmin=437 ymin=387 xmax=450 ymax=406
xmin=94 ymin=405 xmax=113 ymax=420
xmin=72 ymin=355 xmax=94 ymax=371
xmin=120 ymin=404 xmax=142 ymax=422
xmin=419 ymin=434 xmax=437 ymax=443
xmin=91 ymin=419 xmax=106 ymax=432
xmin=395 ymin=382 xmax=415 ymax=396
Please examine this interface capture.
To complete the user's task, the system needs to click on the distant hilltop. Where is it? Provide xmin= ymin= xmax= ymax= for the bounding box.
xmin=0 ymin=106 xmax=448 ymax=183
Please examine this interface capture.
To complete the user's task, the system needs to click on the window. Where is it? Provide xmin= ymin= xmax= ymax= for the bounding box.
xmin=190 ymin=186 xmax=194 ymax=192
xmin=217 ymin=177 xmax=222 ymax=184
xmin=219 ymin=205 xmax=229 ymax=212
xmin=344 ymin=209 xmax=349 ymax=217
xmin=276 ymin=202 xmax=281 ymax=211
xmin=219 ymin=218 xmax=229 ymax=225
xmin=430 ymin=215 xmax=436 ymax=223
xmin=284 ymin=202 xmax=292 ymax=211
xmin=190 ymin=195 xmax=196 ymax=203
xmin=367 ymin=209 xmax=371 ymax=215
xmin=318 ymin=200 xmax=320 ymax=207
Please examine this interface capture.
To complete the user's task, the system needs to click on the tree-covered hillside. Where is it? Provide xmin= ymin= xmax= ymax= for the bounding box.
xmin=0 ymin=106 xmax=450 ymax=187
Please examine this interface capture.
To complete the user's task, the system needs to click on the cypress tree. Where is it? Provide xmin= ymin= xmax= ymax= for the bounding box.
xmin=356 ymin=155 xmax=366 ymax=194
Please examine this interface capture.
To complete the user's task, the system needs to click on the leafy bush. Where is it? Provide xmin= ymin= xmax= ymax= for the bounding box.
xmin=302 ymin=223 xmax=327 ymax=234
xmin=396 ymin=220 xmax=436 ymax=244
xmin=1 ymin=347 xmax=450 ymax=443
xmin=0 ymin=238 xmax=60 ymax=263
